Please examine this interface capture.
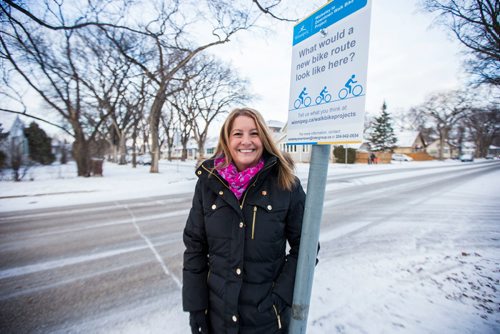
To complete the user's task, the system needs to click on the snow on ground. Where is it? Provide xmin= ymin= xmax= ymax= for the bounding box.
xmin=309 ymin=168 xmax=500 ymax=334
xmin=0 ymin=158 xmax=469 ymax=212
xmin=0 ymin=160 xmax=199 ymax=212
xmin=1 ymin=159 xmax=499 ymax=333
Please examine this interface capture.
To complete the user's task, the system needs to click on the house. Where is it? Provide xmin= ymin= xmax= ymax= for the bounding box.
xmin=354 ymin=131 xmax=431 ymax=163
xmin=426 ymin=140 xmax=455 ymax=159
xmin=392 ymin=131 xmax=426 ymax=154
xmin=0 ymin=116 xmax=30 ymax=167
xmin=488 ymin=145 xmax=500 ymax=158
xmin=267 ymin=120 xmax=285 ymax=139
xmin=425 ymin=140 xmax=476 ymax=159
xmin=275 ymin=122 xmax=312 ymax=163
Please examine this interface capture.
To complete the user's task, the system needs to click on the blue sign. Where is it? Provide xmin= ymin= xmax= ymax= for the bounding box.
xmin=293 ymin=0 xmax=367 ymax=46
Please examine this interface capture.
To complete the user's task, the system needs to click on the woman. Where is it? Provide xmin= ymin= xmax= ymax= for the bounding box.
xmin=182 ymin=108 xmax=307 ymax=333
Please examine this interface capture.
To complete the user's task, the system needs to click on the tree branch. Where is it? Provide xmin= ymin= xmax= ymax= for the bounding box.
xmin=0 ymin=108 xmax=74 ymax=136
xmin=252 ymin=0 xmax=297 ymax=22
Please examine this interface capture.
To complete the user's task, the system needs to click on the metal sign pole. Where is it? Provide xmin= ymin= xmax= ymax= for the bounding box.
xmin=289 ymin=144 xmax=330 ymax=334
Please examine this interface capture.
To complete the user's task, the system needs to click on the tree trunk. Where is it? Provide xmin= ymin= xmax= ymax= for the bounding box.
xmin=119 ymin=134 xmax=127 ymax=165
xmin=150 ymin=109 xmax=161 ymax=173
xmin=149 ymin=87 xmax=166 ymax=173
xmin=438 ymin=134 xmax=445 ymax=160
xmin=167 ymin=137 xmax=173 ymax=161
xmin=72 ymin=138 xmax=90 ymax=177
xmin=131 ymin=123 xmax=138 ymax=168
xmin=181 ymin=147 xmax=188 ymax=161
xmin=196 ymin=138 xmax=206 ymax=165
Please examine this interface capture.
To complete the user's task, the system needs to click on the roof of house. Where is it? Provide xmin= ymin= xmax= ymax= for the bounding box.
xmin=395 ymin=131 xmax=420 ymax=147
xmin=8 ymin=116 xmax=26 ymax=138
xmin=267 ymin=120 xmax=285 ymax=129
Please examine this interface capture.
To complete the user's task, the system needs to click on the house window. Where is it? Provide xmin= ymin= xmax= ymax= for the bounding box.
xmin=207 ymin=148 xmax=214 ymax=155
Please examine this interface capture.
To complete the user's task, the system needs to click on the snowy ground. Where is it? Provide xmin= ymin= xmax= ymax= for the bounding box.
xmin=311 ymin=166 xmax=500 ymax=334
xmin=1 ymin=159 xmax=499 ymax=333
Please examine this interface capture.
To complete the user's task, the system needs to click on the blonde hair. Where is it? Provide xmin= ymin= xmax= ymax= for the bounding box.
xmin=213 ymin=107 xmax=296 ymax=191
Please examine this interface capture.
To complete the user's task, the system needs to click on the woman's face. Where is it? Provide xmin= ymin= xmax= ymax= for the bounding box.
xmin=228 ymin=115 xmax=264 ymax=171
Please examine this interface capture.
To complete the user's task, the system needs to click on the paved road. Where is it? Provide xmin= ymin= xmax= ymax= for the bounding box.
xmin=0 ymin=161 xmax=498 ymax=333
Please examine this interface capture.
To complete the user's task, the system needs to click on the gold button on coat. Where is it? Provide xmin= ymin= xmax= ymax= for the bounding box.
xmin=197 ymin=171 xmax=202 ymax=175
xmin=211 ymin=204 xmax=217 ymax=210
xmin=236 ymin=268 xmax=241 ymax=275
xmin=219 ymin=190 xmax=224 ymax=196
xmin=267 ymin=205 xmax=272 ymax=211
xmin=232 ymin=315 xmax=238 ymax=322
xmin=261 ymin=190 xmax=267 ymax=196
xmin=239 ymin=222 xmax=244 ymax=228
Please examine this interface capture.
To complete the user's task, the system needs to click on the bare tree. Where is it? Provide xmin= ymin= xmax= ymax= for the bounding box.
xmin=421 ymin=0 xmax=500 ymax=86
xmin=160 ymin=107 xmax=178 ymax=161
xmin=168 ymin=88 xmax=196 ymax=161
xmin=412 ymin=90 xmax=469 ymax=159
xmin=98 ymin=0 xmax=258 ymax=172
xmin=0 ymin=1 xmax=115 ymax=176
xmin=462 ymin=103 xmax=500 ymax=157
xmin=1 ymin=0 xmax=310 ymax=175
xmin=186 ymin=56 xmax=251 ymax=162
xmin=125 ymin=78 xmax=148 ymax=167
xmin=78 ymin=28 xmax=141 ymax=165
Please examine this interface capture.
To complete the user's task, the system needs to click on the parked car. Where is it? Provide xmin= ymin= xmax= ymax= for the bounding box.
xmin=460 ymin=153 xmax=474 ymax=162
xmin=137 ymin=154 xmax=152 ymax=165
xmin=391 ymin=153 xmax=413 ymax=162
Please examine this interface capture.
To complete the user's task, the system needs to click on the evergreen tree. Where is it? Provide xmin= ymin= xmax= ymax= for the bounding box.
xmin=369 ymin=101 xmax=397 ymax=151
xmin=24 ymin=122 xmax=56 ymax=165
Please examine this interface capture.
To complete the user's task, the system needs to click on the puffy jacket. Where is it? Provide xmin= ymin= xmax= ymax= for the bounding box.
xmin=182 ymin=155 xmax=306 ymax=333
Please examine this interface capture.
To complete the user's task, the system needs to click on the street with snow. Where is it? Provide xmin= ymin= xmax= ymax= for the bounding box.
xmin=0 ymin=159 xmax=499 ymax=333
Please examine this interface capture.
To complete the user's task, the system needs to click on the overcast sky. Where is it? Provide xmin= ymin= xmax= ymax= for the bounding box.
xmin=1 ymin=0 xmax=467 ymax=137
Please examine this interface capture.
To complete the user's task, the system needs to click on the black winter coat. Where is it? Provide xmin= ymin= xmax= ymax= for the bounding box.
xmin=182 ymin=155 xmax=306 ymax=333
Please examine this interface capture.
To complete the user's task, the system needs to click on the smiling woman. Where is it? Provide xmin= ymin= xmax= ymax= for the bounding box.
xmin=182 ymin=107 xmax=313 ymax=333
xmin=227 ymin=115 xmax=264 ymax=172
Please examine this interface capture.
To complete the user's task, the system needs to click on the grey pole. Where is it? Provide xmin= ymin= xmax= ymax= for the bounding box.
xmin=289 ymin=144 xmax=330 ymax=333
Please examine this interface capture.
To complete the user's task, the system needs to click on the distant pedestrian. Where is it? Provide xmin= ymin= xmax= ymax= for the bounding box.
xmin=182 ymin=107 xmax=316 ymax=333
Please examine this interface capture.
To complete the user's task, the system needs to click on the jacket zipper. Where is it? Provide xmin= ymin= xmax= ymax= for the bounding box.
xmin=251 ymin=206 xmax=257 ymax=239
xmin=272 ymin=304 xmax=282 ymax=329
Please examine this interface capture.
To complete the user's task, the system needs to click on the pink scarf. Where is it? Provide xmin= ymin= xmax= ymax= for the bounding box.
xmin=215 ymin=157 xmax=265 ymax=200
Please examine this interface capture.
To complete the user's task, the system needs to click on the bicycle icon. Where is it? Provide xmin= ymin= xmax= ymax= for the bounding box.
xmin=294 ymin=96 xmax=311 ymax=109
xmin=294 ymin=87 xmax=312 ymax=109
xmin=338 ymin=74 xmax=363 ymax=99
xmin=315 ymin=86 xmax=332 ymax=104
xmin=338 ymin=84 xmax=363 ymax=99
